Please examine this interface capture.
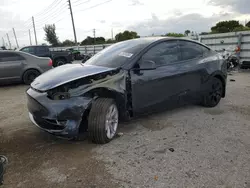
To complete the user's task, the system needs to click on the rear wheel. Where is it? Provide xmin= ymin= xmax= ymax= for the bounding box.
xmin=54 ymin=58 xmax=66 ymax=67
xmin=201 ymin=77 xmax=223 ymax=107
xmin=88 ymin=98 xmax=119 ymax=144
xmin=23 ymin=69 xmax=40 ymax=85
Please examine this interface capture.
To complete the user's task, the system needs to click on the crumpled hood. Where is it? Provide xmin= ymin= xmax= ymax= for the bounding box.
xmin=31 ymin=63 xmax=116 ymax=91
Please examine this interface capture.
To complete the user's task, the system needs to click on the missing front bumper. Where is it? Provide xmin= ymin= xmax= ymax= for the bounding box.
xmin=29 ymin=112 xmax=81 ymax=138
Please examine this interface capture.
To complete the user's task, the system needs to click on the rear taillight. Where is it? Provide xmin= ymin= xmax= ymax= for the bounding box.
xmin=48 ymin=59 xmax=53 ymax=66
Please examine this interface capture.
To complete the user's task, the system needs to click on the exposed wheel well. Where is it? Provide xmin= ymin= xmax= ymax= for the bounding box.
xmin=86 ymin=88 xmax=127 ymax=116
xmin=214 ymin=74 xmax=226 ymax=97
xmin=79 ymin=88 xmax=128 ymax=133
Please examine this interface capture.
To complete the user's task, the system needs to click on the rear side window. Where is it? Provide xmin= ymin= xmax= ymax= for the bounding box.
xmin=0 ymin=52 xmax=25 ymax=62
xmin=180 ymin=41 xmax=209 ymax=60
xmin=36 ymin=46 xmax=49 ymax=53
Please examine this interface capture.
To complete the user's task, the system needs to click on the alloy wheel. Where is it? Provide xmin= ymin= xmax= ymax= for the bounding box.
xmin=105 ymin=104 xmax=118 ymax=139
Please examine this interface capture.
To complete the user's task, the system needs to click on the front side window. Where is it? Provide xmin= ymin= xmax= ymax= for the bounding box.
xmin=141 ymin=41 xmax=181 ymax=67
xmin=20 ymin=47 xmax=35 ymax=54
xmin=179 ymin=41 xmax=209 ymax=60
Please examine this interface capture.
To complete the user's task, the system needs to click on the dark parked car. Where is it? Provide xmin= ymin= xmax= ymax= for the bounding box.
xmin=26 ymin=37 xmax=227 ymax=144
xmin=0 ymin=51 xmax=52 ymax=84
xmin=19 ymin=45 xmax=73 ymax=67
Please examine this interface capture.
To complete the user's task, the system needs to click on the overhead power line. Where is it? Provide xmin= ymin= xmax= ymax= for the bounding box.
xmin=76 ymin=0 xmax=113 ymax=12
xmin=35 ymin=5 xmax=69 ymax=27
xmin=72 ymin=0 xmax=90 ymax=4
xmin=1 ymin=0 xmax=114 ymax=46
xmin=72 ymin=0 xmax=91 ymax=7
xmin=54 ymin=13 xmax=71 ymax=24
xmin=34 ymin=0 xmax=62 ymax=18
xmin=35 ymin=2 xmax=67 ymax=22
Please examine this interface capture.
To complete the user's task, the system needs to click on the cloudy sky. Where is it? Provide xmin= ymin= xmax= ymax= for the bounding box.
xmin=0 ymin=0 xmax=250 ymax=47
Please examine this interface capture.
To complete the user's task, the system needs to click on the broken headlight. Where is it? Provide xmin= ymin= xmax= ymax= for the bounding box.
xmin=51 ymin=92 xmax=71 ymax=100
xmin=47 ymin=84 xmax=71 ymax=100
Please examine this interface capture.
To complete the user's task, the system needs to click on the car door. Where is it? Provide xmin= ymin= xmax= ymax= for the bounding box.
xmin=178 ymin=40 xmax=210 ymax=102
xmin=35 ymin=46 xmax=50 ymax=57
xmin=0 ymin=52 xmax=25 ymax=81
xmin=130 ymin=40 xmax=184 ymax=114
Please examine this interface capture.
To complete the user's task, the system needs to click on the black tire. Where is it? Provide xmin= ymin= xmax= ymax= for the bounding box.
xmin=54 ymin=58 xmax=66 ymax=67
xmin=201 ymin=77 xmax=223 ymax=107
xmin=22 ymin=69 xmax=40 ymax=85
xmin=88 ymin=98 xmax=119 ymax=144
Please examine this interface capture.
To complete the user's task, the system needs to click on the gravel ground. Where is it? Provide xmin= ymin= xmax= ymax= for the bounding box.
xmin=0 ymin=72 xmax=250 ymax=188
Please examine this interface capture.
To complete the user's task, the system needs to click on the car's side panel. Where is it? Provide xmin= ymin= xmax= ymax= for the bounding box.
xmin=130 ymin=65 xmax=187 ymax=114
xmin=177 ymin=40 xmax=222 ymax=102
xmin=129 ymin=39 xmax=225 ymax=115
xmin=20 ymin=53 xmax=52 ymax=75
xmin=0 ymin=52 xmax=25 ymax=83
xmin=200 ymin=53 xmax=227 ymax=97
xmin=130 ymin=40 xmax=189 ymax=115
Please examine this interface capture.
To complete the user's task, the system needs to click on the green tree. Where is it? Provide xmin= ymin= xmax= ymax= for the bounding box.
xmin=165 ymin=33 xmax=185 ymax=37
xmin=184 ymin=30 xmax=191 ymax=36
xmin=61 ymin=39 xmax=75 ymax=46
xmin=233 ymin=25 xmax=250 ymax=32
xmin=246 ymin=21 xmax=250 ymax=28
xmin=106 ymin=39 xmax=115 ymax=44
xmin=81 ymin=36 xmax=106 ymax=45
xmin=115 ymin=30 xmax=140 ymax=42
xmin=96 ymin=37 xmax=105 ymax=44
xmin=211 ymin=20 xmax=244 ymax=33
xmin=43 ymin=24 xmax=59 ymax=46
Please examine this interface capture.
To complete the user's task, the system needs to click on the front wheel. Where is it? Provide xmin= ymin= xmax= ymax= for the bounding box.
xmin=88 ymin=98 xmax=119 ymax=144
xmin=201 ymin=77 xmax=223 ymax=107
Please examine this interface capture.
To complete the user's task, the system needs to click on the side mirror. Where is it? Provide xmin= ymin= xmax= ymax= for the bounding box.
xmin=140 ymin=60 xmax=156 ymax=70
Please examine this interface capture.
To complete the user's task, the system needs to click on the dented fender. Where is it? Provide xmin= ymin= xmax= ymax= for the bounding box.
xmin=27 ymin=68 xmax=129 ymax=138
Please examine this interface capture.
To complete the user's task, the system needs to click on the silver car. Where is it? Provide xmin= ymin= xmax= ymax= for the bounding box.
xmin=0 ymin=50 xmax=52 ymax=84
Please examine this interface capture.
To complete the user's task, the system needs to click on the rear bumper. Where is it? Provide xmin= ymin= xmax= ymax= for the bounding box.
xmin=26 ymin=88 xmax=92 ymax=138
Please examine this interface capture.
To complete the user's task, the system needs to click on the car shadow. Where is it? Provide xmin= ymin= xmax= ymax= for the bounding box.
xmin=0 ymin=82 xmax=26 ymax=87
xmin=118 ymin=103 xmax=201 ymax=133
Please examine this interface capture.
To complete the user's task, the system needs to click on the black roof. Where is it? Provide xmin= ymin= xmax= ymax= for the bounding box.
xmin=120 ymin=36 xmax=202 ymax=45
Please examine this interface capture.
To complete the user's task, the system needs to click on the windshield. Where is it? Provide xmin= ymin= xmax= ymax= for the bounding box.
xmin=84 ymin=39 xmax=148 ymax=68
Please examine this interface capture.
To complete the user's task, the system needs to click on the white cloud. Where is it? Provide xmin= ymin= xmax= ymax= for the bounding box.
xmin=1 ymin=0 xmax=250 ymax=47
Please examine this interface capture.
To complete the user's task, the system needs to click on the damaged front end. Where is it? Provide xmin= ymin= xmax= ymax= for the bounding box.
xmin=26 ymin=66 xmax=127 ymax=139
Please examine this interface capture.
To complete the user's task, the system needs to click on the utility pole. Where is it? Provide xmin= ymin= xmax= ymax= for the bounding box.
xmin=93 ymin=29 xmax=96 ymax=43
xmin=6 ymin=33 xmax=11 ymax=49
xmin=32 ymin=16 xmax=38 ymax=45
xmin=12 ymin=28 xmax=19 ymax=48
xmin=93 ymin=28 xmax=96 ymax=54
xmin=2 ymin=37 xmax=5 ymax=46
xmin=29 ymin=29 xmax=32 ymax=45
xmin=111 ymin=28 xmax=113 ymax=40
xmin=68 ymin=0 xmax=77 ymax=45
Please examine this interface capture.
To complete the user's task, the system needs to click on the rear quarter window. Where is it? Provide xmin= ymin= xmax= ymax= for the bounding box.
xmin=0 ymin=52 xmax=25 ymax=62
